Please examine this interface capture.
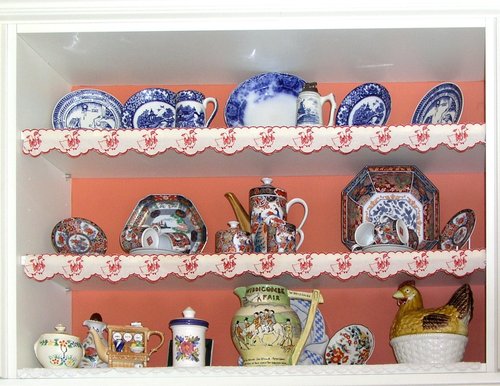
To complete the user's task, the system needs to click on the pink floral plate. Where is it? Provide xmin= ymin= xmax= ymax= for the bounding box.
xmin=51 ymin=217 xmax=107 ymax=254
xmin=440 ymin=209 xmax=476 ymax=250
xmin=325 ymin=324 xmax=375 ymax=365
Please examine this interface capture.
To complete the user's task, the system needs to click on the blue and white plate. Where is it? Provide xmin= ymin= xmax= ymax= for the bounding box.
xmin=224 ymin=72 xmax=305 ymax=127
xmin=52 ymin=89 xmax=123 ymax=129
xmin=335 ymin=83 xmax=391 ymax=126
xmin=412 ymin=82 xmax=463 ymax=124
xmin=122 ymin=88 xmax=176 ymax=128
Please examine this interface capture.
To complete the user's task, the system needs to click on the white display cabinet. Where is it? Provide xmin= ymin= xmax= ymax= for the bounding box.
xmin=0 ymin=2 xmax=499 ymax=385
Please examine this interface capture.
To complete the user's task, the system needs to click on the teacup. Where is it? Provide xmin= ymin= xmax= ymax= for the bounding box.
xmin=175 ymin=90 xmax=218 ymax=128
xmin=141 ymin=226 xmax=191 ymax=253
xmin=266 ymin=217 xmax=303 ymax=253
xmin=352 ymin=217 xmax=408 ymax=251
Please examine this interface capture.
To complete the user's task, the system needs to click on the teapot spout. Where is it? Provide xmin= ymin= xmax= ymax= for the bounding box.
xmin=88 ymin=328 xmax=109 ymax=364
xmin=224 ymin=192 xmax=251 ymax=233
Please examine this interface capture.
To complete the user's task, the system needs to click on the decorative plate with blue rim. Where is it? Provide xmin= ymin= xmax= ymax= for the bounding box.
xmin=224 ymin=72 xmax=305 ymax=127
xmin=122 ymin=88 xmax=176 ymax=128
xmin=412 ymin=82 xmax=463 ymax=124
xmin=335 ymin=83 xmax=391 ymax=126
xmin=51 ymin=217 xmax=107 ymax=254
xmin=236 ymin=298 xmax=328 ymax=366
xmin=52 ymin=89 xmax=123 ymax=129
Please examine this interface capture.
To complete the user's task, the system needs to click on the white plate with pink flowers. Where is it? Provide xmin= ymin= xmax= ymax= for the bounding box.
xmin=325 ymin=324 xmax=375 ymax=365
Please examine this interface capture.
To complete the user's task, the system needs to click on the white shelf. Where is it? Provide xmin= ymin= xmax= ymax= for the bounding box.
xmin=21 ymin=124 xmax=485 ymax=177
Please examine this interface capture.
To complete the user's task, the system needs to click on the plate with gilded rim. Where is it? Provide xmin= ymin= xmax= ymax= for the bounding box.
xmin=412 ymin=82 xmax=463 ymax=124
xmin=224 ymin=72 xmax=305 ymax=127
xmin=440 ymin=209 xmax=476 ymax=250
xmin=335 ymin=83 xmax=391 ymax=126
xmin=341 ymin=165 xmax=440 ymax=251
xmin=52 ymin=89 xmax=122 ymax=129
xmin=122 ymin=87 xmax=176 ymax=128
xmin=51 ymin=217 xmax=107 ymax=254
xmin=119 ymin=194 xmax=207 ymax=254
xmin=325 ymin=324 xmax=375 ymax=365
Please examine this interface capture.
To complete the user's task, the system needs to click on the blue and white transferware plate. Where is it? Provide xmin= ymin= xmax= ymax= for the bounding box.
xmin=122 ymin=88 xmax=176 ymax=128
xmin=412 ymin=82 xmax=463 ymax=124
xmin=224 ymin=72 xmax=305 ymax=127
xmin=335 ymin=83 xmax=391 ymax=126
xmin=52 ymin=89 xmax=123 ymax=129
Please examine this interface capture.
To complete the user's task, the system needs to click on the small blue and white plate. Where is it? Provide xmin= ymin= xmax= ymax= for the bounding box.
xmin=224 ymin=72 xmax=305 ymax=127
xmin=335 ymin=83 xmax=391 ymax=126
xmin=412 ymin=82 xmax=463 ymax=124
xmin=52 ymin=89 xmax=123 ymax=129
xmin=122 ymin=88 xmax=176 ymax=128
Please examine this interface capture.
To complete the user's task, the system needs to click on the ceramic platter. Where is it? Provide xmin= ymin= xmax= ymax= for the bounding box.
xmin=119 ymin=194 xmax=207 ymax=254
xmin=440 ymin=209 xmax=476 ymax=250
xmin=237 ymin=298 xmax=328 ymax=366
xmin=52 ymin=89 xmax=122 ymax=129
xmin=224 ymin=72 xmax=305 ymax=127
xmin=325 ymin=324 xmax=375 ymax=365
xmin=51 ymin=217 xmax=107 ymax=254
xmin=335 ymin=83 xmax=391 ymax=126
xmin=341 ymin=166 xmax=440 ymax=251
xmin=412 ymin=82 xmax=463 ymax=124
xmin=122 ymin=88 xmax=176 ymax=128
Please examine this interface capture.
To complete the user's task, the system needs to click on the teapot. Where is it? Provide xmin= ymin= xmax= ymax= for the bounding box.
xmin=80 ymin=312 xmax=108 ymax=368
xmin=231 ymin=284 xmax=323 ymax=366
xmin=88 ymin=322 xmax=164 ymax=368
xmin=225 ymin=177 xmax=308 ymax=253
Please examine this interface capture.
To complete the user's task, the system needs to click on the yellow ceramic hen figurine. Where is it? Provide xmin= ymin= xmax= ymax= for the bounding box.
xmin=390 ymin=281 xmax=474 ymax=340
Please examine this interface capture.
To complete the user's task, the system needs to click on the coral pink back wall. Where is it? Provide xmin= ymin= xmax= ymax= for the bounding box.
xmin=70 ymin=80 xmax=485 ymax=366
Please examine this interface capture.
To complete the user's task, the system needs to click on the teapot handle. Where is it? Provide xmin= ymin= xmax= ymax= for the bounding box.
xmin=146 ymin=330 xmax=165 ymax=358
xmin=320 ymin=93 xmax=337 ymax=126
xmin=286 ymin=198 xmax=308 ymax=232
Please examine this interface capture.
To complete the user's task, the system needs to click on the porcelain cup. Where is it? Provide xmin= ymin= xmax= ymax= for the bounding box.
xmin=352 ymin=217 xmax=408 ymax=251
xmin=141 ymin=226 xmax=191 ymax=252
xmin=266 ymin=218 xmax=303 ymax=253
xmin=175 ymin=90 xmax=218 ymax=128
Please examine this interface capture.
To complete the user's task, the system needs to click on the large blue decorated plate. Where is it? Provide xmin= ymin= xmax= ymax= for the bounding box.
xmin=335 ymin=83 xmax=391 ymax=126
xmin=224 ymin=72 xmax=305 ymax=127
xmin=412 ymin=82 xmax=463 ymax=124
xmin=122 ymin=88 xmax=176 ymax=128
xmin=52 ymin=89 xmax=122 ymax=129
xmin=341 ymin=165 xmax=440 ymax=251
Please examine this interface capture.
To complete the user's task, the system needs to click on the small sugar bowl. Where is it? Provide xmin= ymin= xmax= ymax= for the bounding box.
xmin=34 ymin=324 xmax=84 ymax=368
xmin=215 ymin=221 xmax=253 ymax=253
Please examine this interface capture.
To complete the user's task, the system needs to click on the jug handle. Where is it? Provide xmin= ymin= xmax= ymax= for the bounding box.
xmin=320 ymin=93 xmax=337 ymax=127
xmin=146 ymin=330 xmax=165 ymax=358
xmin=203 ymin=97 xmax=218 ymax=127
xmin=286 ymin=198 xmax=308 ymax=232
xmin=289 ymin=289 xmax=322 ymax=365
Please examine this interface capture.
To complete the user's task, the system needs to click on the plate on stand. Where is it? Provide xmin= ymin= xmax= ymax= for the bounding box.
xmin=412 ymin=82 xmax=463 ymax=124
xmin=224 ymin=72 xmax=305 ymax=127
xmin=119 ymin=194 xmax=207 ymax=254
xmin=325 ymin=324 xmax=375 ymax=365
xmin=335 ymin=83 xmax=391 ymax=126
xmin=121 ymin=87 xmax=176 ymax=128
xmin=440 ymin=209 xmax=476 ymax=250
xmin=52 ymin=89 xmax=122 ymax=129
xmin=51 ymin=217 xmax=107 ymax=254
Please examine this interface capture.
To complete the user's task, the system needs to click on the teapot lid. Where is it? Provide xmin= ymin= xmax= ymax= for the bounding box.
xmin=169 ymin=307 xmax=209 ymax=328
xmin=301 ymin=82 xmax=319 ymax=93
xmin=249 ymin=177 xmax=287 ymax=199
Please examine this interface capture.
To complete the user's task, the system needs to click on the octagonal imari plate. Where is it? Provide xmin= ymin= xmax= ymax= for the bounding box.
xmin=341 ymin=165 xmax=440 ymax=251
